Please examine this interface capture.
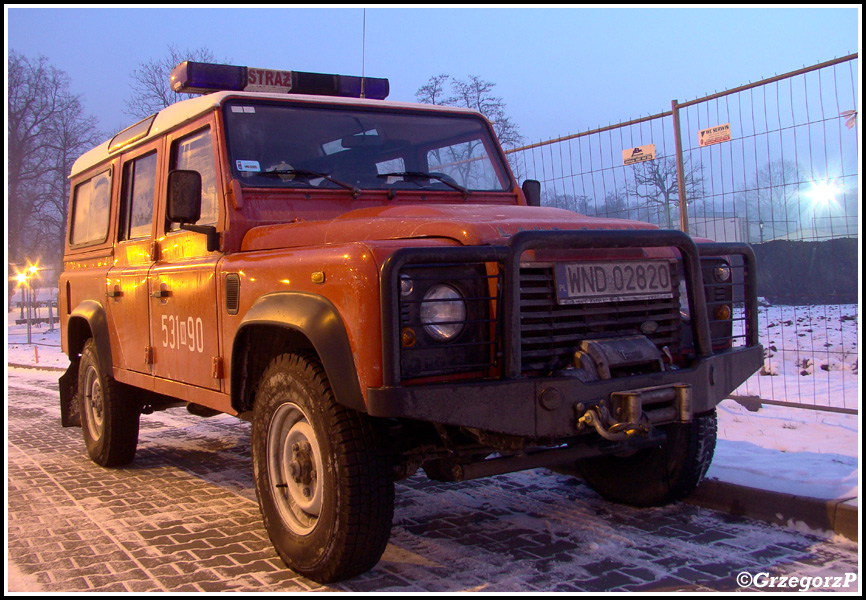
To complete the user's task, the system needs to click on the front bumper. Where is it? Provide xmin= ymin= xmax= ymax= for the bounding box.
xmin=368 ymin=230 xmax=763 ymax=439
xmin=367 ymin=345 xmax=763 ymax=438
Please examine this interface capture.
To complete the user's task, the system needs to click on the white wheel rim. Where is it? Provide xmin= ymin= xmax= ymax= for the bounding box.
xmin=267 ymin=402 xmax=325 ymax=535
xmin=83 ymin=365 xmax=104 ymax=439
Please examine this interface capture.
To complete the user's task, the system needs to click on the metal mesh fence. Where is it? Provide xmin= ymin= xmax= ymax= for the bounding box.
xmin=680 ymin=56 xmax=859 ymax=245
xmin=508 ymin=111 xmax=678 ymax=226
xmin=507 ymin=54 xmax=859 ymax=413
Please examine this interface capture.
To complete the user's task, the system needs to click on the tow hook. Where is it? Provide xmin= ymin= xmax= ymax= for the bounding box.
xmin=575 ymin=401 xmax=652 ymax=441
xmin=575 ymin=384 xmax=692 ymax=441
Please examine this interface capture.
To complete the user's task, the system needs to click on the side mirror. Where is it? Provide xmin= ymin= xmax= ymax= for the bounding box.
xmin=522 ymin=179 xmax=542 ymax=207
xmin=166 ymin=170 xmax=219 ymax=252
xmin=167 ymin=170 xmax=202 ymax=224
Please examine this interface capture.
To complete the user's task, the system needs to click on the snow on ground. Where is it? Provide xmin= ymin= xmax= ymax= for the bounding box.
xmin=733 ymin=302 xmax=859 ymax=412
xmin=6 ymin=300 xmax=859 ymax=502
xmin=709 ymin=399 xmax=858 ymax=499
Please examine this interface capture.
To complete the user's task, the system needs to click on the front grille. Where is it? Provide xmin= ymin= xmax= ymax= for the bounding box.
xmin=519 ymin=264 xmax=682 ymax=372
xmin=380 ymin=231 xmax=760 ymax=388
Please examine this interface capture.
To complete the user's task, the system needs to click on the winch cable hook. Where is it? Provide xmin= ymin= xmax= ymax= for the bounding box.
xmin=577 ymin=404 xmax=651 ymax=442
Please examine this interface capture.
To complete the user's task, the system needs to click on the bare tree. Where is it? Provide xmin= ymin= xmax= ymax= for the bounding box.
xmin=627 ymin=156 xmax=704 ymax=229
xmin=9 ymin=52 xmax=61 ymax=266
xmin=39 ymin=94 xmax=103 ymax=265
xmin=734 ymin=160 xmax=805 ymax=238
xmin=124 ymin=44 xmax=224 ymax=119
xmin=415 ymin=74 xmax=451 ymax=107
xmin=416 ymin=74 xmax=524 ymax=180
xmin=8 ymin=51 xmax=102 ymax=271
xmin=541 ymin=191 xmax=593 ymax=214
xmin=446 ymin=75 xmax=523 ymax=149
xmin=598 ymin=189 xmax=632 ymax=220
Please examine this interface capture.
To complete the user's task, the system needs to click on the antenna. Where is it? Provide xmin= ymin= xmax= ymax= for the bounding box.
xmin=361 ymin=8 xmax=367 ymax=98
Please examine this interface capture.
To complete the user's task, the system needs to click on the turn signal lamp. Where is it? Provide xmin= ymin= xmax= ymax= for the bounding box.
xmin=170 ymin=61 xmax=389 ymax=100
xmin=714 ymin=304 xmax=733 ymax=322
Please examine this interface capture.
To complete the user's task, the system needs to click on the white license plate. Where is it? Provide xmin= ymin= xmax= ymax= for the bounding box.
xmin=553 ymin=260 xmax=674 ymax=305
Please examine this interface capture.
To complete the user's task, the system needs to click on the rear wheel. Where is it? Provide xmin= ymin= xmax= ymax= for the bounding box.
xmin=251 ymin=353 xmax=394 ymax=583
xmin=78 ymin=338 xmax=140 ymax=467
xmin=576 ymin=409 xmax=717 ymax=507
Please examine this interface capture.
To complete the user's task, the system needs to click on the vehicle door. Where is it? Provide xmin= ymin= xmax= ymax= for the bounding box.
xmin=148 ymin=121 xmax=224 ymax=390
xmin=105 ymin=140 xmax=162 ymax=374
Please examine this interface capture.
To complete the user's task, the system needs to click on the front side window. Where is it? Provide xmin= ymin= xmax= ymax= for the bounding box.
xmin=119 ymin=152 xmax=157 ymax=240
xmin=170 ymin=128 xmax=218 ymax=229
xmin=70 ymin=169 xmax=112 ymax=246
xmin=223 ymin=101 xmax=512 ymax=193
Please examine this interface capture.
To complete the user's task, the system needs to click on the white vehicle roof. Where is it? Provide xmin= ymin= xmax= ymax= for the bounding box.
xmin=70 ymin=92 xmax=484 ymax=178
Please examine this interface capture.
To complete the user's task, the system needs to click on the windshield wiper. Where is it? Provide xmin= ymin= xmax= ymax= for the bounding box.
xmin=378 ymin=171 xmax=471 ymax=199
xmin=259 ymin=168 xmax=361 ymax=198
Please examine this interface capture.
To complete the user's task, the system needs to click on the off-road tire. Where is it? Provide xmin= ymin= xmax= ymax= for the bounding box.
xmin=78 ymin=338 xmax=140 ymax=467
xmin=251 ymin=353 xmax=395 ymax=583
xmin=576 ymin=409 xmax=717 ymax=507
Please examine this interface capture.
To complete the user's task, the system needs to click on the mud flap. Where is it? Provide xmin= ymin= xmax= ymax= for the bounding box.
xmin=59 ymin=360 xmax=81 ymax=428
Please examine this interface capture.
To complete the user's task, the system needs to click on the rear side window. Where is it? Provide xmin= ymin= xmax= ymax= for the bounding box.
xmin=119 ymin=152 xmax=158 ymax=240
xmin=70 ymin=169 xmax=112 ymax=246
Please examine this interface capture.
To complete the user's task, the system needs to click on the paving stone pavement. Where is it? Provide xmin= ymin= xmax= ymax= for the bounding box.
xmin=6 ymin=369 xmax=860 ymax=593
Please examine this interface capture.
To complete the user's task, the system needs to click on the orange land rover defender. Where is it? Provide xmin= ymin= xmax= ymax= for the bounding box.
xmin=58 ymin=62 xmax=763 ymax=583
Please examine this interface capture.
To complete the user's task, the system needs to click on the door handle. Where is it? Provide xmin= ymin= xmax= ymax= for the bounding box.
xmin=150 ymin=289 xmax=171 ymax=299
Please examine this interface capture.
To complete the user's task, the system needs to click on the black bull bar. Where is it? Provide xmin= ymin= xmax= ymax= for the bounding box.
xmin=367 ymin=229 xmax=764 ymax=439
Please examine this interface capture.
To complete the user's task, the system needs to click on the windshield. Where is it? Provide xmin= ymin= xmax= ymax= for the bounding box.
xmin=223 ymin=100 xmax=512 ymax=193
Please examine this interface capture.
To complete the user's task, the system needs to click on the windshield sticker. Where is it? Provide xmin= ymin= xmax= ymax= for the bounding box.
xmin=236 ymin=160 xmax=261 ymax=172
xmin=230 ymin=106 xmax=257 ymax=114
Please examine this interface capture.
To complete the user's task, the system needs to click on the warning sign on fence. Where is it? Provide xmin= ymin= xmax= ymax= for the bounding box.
xmin=698 ymin=123 xmax=731 ymax=147
xmin=622 ymin=144 xmax=656 ymax=165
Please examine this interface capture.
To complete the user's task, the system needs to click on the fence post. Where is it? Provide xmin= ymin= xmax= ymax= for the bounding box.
xmin=26 ymin=285 xmax=33 ymax=345
xmin=671 ymin=98 xmax=689 ymax=234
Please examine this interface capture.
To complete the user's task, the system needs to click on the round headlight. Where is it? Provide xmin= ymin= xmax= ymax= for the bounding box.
xmin=420 ymin=284 xmax=466 ymax=341
xmin=713 ymin=264 xmax=732 ymax=282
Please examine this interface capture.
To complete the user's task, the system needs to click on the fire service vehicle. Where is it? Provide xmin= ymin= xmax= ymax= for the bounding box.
xmin=58 ymin=61 xmax=763 ymax=582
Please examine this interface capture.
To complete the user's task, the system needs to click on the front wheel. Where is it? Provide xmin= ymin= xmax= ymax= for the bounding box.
xmin=251 ymin=353 xmax=394 ymax=583
xmin=576 ymin=409 xmax=717 ymax=507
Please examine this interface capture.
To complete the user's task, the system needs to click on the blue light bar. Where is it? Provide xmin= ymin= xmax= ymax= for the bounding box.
xmin=290 ymin=71 xmax=390 ymax=100
xmin=170 ymin=62 xmax=247 ymax=94
xmin=170 ymin=61 xmax=389 ymax=99
xmin=339 ymin=75 xmax=390 ymax=100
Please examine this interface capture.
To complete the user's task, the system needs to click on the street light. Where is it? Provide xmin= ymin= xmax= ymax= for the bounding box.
xmin=807 ymin=179 xmax=840 ymax=207
xmin=806 ymin=179 xmax=841 ymax=240
xmin=12 ymin=261 xmax=40 ymax=345
xmin=13 ymin=269 xmax=32 ymax=344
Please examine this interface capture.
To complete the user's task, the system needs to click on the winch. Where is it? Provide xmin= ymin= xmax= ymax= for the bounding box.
xmin=558 ymin=335 xmax=692 ymax=440
xmin=571 ymin=335 xmax=666 ymax=381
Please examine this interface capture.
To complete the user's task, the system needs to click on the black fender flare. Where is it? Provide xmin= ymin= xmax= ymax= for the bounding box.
xmin=232 ymin=292 xmax=366 ymax=414
xmin=67 ymin=299 xmax=113 ymax=373
xmin=61 ymin=299 xmax=113 ymax=427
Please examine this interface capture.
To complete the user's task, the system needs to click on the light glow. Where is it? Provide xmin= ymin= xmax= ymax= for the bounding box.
xmin=806 ymin=179 xmax=841 ymax=208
